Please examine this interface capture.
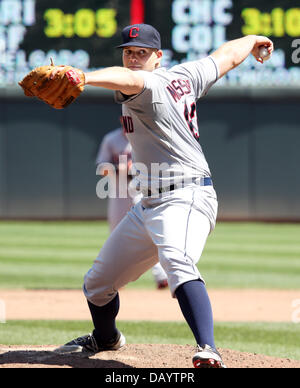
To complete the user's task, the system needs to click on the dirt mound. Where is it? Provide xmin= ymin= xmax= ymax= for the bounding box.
xmin=1 ymin=344 xmax=300 ymax=369
xmin=1 ymin=289 xmax=300 ymax=369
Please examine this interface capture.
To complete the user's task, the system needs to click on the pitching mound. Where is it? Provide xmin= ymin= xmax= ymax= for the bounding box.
xmin=1 ymin=344 xmax=300 ymax=368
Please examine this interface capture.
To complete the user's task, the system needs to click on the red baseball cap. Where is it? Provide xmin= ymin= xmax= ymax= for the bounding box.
xmin=117 ymin=24 xmax=161 ymax=49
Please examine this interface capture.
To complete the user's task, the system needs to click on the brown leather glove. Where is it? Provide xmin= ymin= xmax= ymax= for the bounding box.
xmin=18 ymin=60 xmax=85 ymax=109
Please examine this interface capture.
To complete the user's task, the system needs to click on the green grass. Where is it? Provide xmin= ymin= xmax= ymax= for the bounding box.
xmin=0 ymin=221 xmax=299 ymax=289
xmin=201 ymin=222 xmax=300 ymax=289
xmin=0 ymin=320 xmax=299 ymax=360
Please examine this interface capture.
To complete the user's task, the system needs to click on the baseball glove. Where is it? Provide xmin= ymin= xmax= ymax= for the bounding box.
xmin=18 ymin=59 xmax=85 ymax=109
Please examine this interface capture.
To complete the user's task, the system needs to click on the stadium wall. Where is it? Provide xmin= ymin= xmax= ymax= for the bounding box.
xmin=0 ymin=93 xmax=299 ymax=221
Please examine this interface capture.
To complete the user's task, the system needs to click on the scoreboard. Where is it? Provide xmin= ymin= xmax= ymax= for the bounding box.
xmin=1 ymin=0 xmax=300 ymax=93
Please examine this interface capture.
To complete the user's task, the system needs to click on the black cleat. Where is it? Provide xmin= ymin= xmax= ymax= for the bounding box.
xmin=55 ymin=330 xmax=126 ymax=354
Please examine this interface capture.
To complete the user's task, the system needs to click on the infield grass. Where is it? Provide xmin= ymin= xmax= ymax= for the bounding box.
xmin=0 ymin=320 xmax=299 ymax=361
xmin=0 ymin=221 xmax=299 ymax=289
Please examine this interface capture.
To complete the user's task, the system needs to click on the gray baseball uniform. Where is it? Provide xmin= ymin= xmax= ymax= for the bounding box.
xmin=96 ymin=127 xmax=133 ymax=231
xmin=84 ymin=56 xmax=218 ymax=305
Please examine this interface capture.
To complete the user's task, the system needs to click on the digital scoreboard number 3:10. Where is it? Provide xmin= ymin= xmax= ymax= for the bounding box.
xmin=44 ymin=8 xmax=118 ymax=38
xmin=242 ymin=7 xmax=300 ymax=38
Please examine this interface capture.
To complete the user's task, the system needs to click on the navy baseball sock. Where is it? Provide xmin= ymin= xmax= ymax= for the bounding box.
xmin=87 ymin=294 xmax=120 ymax=345
xmin=175 ymin=280 xmax=215 ymax=349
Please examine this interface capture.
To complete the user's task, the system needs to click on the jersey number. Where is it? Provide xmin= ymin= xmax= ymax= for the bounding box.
xmin=184 ymin=103 xmax=199 ymax=139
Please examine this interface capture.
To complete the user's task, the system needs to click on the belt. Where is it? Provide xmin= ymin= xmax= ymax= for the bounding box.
xmin=147 ymin=177 xmax=213 ymax=196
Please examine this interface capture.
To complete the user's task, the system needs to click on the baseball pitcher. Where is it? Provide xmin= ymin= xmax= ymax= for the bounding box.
xmin=20 ymin=24 xmax=273 ymax=368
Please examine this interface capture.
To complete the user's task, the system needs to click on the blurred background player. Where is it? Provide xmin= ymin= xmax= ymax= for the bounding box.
xmin=96 ymin=123 xmax=168 ymax=289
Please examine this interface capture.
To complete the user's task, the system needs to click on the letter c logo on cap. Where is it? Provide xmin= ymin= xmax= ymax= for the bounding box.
xmin=129 ymin=27 xmax=140 ymax=38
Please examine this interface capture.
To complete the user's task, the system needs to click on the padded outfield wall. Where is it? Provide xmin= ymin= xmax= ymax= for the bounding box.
xmin=0 ymin=89 xmax=299 ymax=221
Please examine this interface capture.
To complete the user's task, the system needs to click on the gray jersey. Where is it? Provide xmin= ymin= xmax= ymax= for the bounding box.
xmin=115 ymin=56 xmax=219 ymax=191
xmin=96 ymin=127 xmax=132 ymax=167
xmin=96 ymin=127 xmax=134 ymax=230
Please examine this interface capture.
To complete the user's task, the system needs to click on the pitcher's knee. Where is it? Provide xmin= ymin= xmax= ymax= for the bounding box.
xmin=83 ymin=268 xmax=117 ymax=307
xmin=158 ymin=252 xmax=204 ymax=298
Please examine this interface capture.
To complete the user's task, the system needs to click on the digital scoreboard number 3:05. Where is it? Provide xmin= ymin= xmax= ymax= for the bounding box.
xmin=44 ymin=8 xmax=118 ymax=38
